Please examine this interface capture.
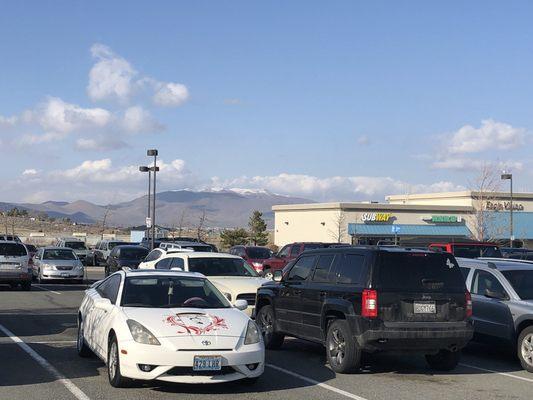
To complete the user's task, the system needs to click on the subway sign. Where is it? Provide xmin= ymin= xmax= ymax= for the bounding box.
xmin=361 ymin=212 xmax=392 ymax=222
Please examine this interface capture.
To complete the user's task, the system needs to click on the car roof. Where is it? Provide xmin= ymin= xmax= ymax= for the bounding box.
xmin=298 ymin=245 xmax=435 ymax=255
xmin=41 ymin=246 xmax=75 ymax=250
xmin=122 ymin=269 xmax=206 ymax=278
xmin=114 ymin=244 xmax=147 ymax=250
xmin=457 ymin=257 xmax=533 ymax=271
xmin=162 ymin=251 xmax=240 ymax=259
xmin=430 ymin=242 xmax=499 ymax=246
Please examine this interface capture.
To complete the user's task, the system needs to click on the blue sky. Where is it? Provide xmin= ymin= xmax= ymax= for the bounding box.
xmin=1 ymin=1 xmax=532 ymax=204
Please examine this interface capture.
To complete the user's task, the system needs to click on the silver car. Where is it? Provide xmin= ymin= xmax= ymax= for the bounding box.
xmin=0 ymin=240 xmax=32 ymax=290
xmin=457 ymin=257 xmax=533 ymax=372
xmin=33 ymin=247 xmax=85 ymax=283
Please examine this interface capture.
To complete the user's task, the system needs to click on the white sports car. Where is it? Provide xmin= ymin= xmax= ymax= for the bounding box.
xmin=77 ymin=269 xmax=264 ymax=387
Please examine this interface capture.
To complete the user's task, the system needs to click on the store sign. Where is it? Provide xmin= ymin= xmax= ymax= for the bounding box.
xmin=361 ymin=212 xmax=392 ymax=222
xmin=431 ymin=215 xmax=461 ymax=223
xmin=486 ymin=201 xmax=524 ymax=212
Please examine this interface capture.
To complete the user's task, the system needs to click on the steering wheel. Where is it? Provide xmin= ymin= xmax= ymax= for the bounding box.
xmin=183 ymin=297 xmax=209 ymax=306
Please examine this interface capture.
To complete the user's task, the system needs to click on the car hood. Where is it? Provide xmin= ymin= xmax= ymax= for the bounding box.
xmin=208 ymin=276 xmax=269 ymax=294
xmin=42 ymin=259 xmax=79 ymax=267
xmin=122 ymin=307 xmax=250 ymax=349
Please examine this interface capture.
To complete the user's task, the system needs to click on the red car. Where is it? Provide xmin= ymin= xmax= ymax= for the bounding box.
xmin=428 ymin=242 xmax=502 ymax=259
xmin=229 ymin=245 xmax=273 ymax=273
xmin=261 ymin=242 xmax=350 ymax=279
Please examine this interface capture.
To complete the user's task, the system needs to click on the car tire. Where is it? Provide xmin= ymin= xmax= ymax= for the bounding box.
xmin=425 ymin=349 xmax=461 ymax=371
xmin=263 ymin=268 xmax=273 ymax=280
xmin=104 ymin=266 xmax=109 ymax=277
xmin=77 ymin=319 xmax=92 ymax=358
xmin=256 ymin=305 xmax=284 ymax=349
xmin=20 ymin=281 xmax=31 ymax=291
xmin=517 ymin=326 xmax=533 ymax=372
xmin=326 ymin=319 xmax=361 ymax=374
xmin=107 ymin=335 xmax=131 ymax=388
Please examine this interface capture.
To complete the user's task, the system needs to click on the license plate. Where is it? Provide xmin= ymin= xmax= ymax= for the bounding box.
xmin=193 ymin=356 xmax=222 ymax=371
xmin=414 ymin=302 xmax=436 ymax=314
xmin=61 ymin=273 xmax=69 ymax=277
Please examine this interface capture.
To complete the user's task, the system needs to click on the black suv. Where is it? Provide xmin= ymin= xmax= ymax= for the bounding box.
xmin=255 ymin=247 xmax=473 ymax=373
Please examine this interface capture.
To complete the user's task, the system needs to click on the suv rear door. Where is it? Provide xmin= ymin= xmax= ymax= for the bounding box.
xmin=374 ymin=252 xmax=468 ymax=323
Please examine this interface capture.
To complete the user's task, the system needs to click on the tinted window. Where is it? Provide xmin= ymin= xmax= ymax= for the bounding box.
xmin=188 ymin=257 xmax=258 ymax=277
xmin=43 ymin=249 xmax=77 ymax=260
xmin=120 ymin=247 xmax=148 ymax=260
xmin=246 ymin=247 xmax=271 ymax=259
xmin=376 ymin=252 xmax=465 ymax=292
xmin=144 ymin=249 xmax=162 ymax=262
xmin=303 ymin=243 xmax=325 ymax=251
xmin=65 ymin=241 xmax=86 ymax=250
xmin=312 ymin=254 xmax=336 ymax=282
xmin=337 ymin=254 xmax=365 ymax=284
xmin=0 ymin=243 xmax=27 ymax=257
xmin=170 ymin=258 xmax=185 ymax=269
xmin=453 ymin=245 xmax=502 ymax=259
xmin=471 ymin=270 xmax=507 ymax=297
xmin=155 ymin=258 xmax=173 ymax=270
xmin=97 ymin=275 xmax=121 ymax=304
xmin=288 ymin=255 xmax=317 ymax=281
xmin=502 ymin=270 xmax=533 ymax=300
xmin=290 ymin=245 xmax=301 ymax=257
xmin=278 ymin=245 xmax=290 ymax=258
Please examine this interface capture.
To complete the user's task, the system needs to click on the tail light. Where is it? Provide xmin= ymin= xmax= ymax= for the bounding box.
xmin=362 ymin=289 xmax=378 ymax=318
xmin=465 ymin=291 xmax=472 ymax=318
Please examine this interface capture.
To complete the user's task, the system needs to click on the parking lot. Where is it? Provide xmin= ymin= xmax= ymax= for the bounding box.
xmin=0 ymin=268 xmax=530 ymax=400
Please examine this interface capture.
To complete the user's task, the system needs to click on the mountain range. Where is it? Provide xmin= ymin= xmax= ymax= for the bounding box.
xmin=1 ymin=189 xmax=313 ymax=228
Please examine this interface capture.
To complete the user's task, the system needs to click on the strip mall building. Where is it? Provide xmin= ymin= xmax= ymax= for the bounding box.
xmin=273 ymin=191 xmax=533 ymax=248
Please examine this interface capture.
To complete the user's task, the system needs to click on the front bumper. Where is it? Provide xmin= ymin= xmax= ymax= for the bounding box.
xmin=41 ymin=269 xmax=84 ymax=280
xmin=355 ymin=320 xmax=474 ymax=352
xmin=118 ymin=339 xmax=264 ymax=383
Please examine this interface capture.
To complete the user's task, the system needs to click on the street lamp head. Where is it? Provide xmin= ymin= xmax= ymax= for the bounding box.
xmin=147 ymin=149 xmax=158 ymax=156
xmin=501 ymin=173 xmax=512 ymax=180
xmin=139 ymin=166 xmax=149 ymax=172
xmin=149 ymin=166 xmax=160 ymax=172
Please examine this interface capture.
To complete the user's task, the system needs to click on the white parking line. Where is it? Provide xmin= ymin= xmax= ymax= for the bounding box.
xmin=266 ymin=363 xmax=368 ymax=400
xmin=33 ymin=285 xmax=61 ymax=295
xmin=0 ymin=323 xmax=90 ymax=400
xmin=460 ymin=363 xmax=533 ymax=384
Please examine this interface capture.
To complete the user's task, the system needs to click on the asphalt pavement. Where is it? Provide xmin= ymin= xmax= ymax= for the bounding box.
xmin=1 ymin=267 xmax=533 ymax=400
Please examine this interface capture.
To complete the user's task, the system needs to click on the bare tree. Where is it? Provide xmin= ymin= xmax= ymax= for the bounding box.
xmin=100 ymin=205 xmax=112 ymax=239
xmin=195 ymin=210 xmax=208 ymax=242
xmin=175 ymin=210 xmax=188 ymax=238
xmin=328 ymin=211 xmax=347 ymax=243
xmin=468 ymin=164 xmax=503 ymax=241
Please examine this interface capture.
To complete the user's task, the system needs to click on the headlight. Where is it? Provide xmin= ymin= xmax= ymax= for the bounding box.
xmin=223 ymin=292 xmax=232 ymax=301
xmin=43 ymin=264 xmax=56 ymax=270
xmin=76 ymin=261 xmax=84 ymax=269
xmin=244 ymin=320 xmax=260 ymax=345
xmin=126 ymin=320 xmax=161 ymax=345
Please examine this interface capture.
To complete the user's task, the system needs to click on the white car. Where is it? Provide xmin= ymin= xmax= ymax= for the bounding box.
xmin=138 ymin=252 xmax=269 ymax=316
xmin=139 ymin=247 xmax=194 ymax=269
xmin=77 ymin=269 xmax=264 ymax=387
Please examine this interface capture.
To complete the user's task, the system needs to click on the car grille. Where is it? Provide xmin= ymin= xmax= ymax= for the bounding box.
xmin=56 ymin=266 xmax=73 ymax=271
xmin=165 ymin=366 xmax=235 ymax=376
xmin=236 ymin=293 xmax=256 ymax=306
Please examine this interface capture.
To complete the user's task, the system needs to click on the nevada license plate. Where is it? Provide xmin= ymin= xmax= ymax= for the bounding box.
xmin=414 ymin=302 xmax=436 ymax=314
xmin=193 ymin=356 xmax=222 ymax=371
xmin=61 ymin=273 xmax=69 ymax=277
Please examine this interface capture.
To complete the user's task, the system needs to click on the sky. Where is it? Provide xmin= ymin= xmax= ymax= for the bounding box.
xmin=1 ymin=1 xmax=533 ymax=205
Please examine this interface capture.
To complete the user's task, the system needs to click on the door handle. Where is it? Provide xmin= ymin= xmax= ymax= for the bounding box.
xmin=319 ymin=291 xmax=327 ymax=297
xmin=294 ymin=290 xmax=302 ymax=295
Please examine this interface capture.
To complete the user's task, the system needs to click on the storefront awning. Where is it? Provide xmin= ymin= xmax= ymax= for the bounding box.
xmin=347 ymin=223 xmax=471 ymax=237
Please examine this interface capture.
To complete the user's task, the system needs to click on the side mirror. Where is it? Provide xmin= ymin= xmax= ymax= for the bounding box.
xmin=94 ymin=297 xmax=113 ymax=311
xmin=234 ymin=299 xmax=248 ymax=311
xmin=484 ymin=288 xmax=508 ymax=300
xmin=273 ymin=270 xmax=283 ymax=282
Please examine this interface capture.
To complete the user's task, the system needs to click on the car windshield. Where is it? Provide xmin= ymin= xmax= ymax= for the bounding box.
xmin=501 ymin=270 xmax=533 ymax=300
xmin=65 ymin=242 xmax=87 ymax=250
xmin=376 ymin=252 xmax=465 ymax=292
xmin=188 ymin=257 xmax=258 ymax=277
xmin=43 ymin=249 xmax=77 ymax=260
xmin=453 ymin=245 xmax=502 ymax=258
xmin=121 ymin=276 xmax=231 ymax=308
xmin=246 ymin=247 xmax=272 ymax=259
xmin=120 ymin=248 xmax=149 ymax=260
xmin=0 ymin=243 xmax=27 ymax=257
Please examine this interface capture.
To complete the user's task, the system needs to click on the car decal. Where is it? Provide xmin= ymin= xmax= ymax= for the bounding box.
xmin=164 ymin=313 xmax=228 ymax=335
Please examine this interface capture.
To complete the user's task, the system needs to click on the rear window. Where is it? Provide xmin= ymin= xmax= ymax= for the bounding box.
xmin=65 ymin=241 xmax=87 ymax=250
xmin=375 ymin=252 xmax=465 ymax=292
xmin=246 ymin=247 xmax=272 ymax=259
xmin=453 ymin=245 xmax=502 ymax=258
xmin=0 ymin=243 xmax=27 ymax=257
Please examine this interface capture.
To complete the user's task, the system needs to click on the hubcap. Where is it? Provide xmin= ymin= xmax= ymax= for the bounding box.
xmin=521 ymin=333 xmax=533 ymax=367
xmin=109 ymin=342 xmax=118 ymax=379
xmin=329 ymin=328 xmax=346 ymax=367
xmin=264 ymin=271 xmax=273 ymax=280
xmin=259 ymin=310 xmax=274 ymax=336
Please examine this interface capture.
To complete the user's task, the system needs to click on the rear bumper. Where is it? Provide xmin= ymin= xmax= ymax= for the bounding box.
xmin=0 ymin=271 xmax=32 ymax=283
xmin=355 ymin=320 xmax=474 ymax=352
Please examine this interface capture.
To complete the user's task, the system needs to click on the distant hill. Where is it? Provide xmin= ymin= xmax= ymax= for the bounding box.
xmin=2 ymin=189 xmax=313 ymax=228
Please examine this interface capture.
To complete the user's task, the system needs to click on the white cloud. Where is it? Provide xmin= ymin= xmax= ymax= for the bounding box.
xmin=121 ymin=106 xmax=163 ymax=133
xmin=153 ymin=82 xmax=189 ymax=107
xmin=22 ymin=168 xmax=39 ymax=176
xmin=0 ymin=114 xmax=18 ymax=127
xmin=356 ymin=135 xmax=370 ymax=146
xmin=432 ymin=157 xmax=523 ymax=172
xmin=447 ymin=119 xmax=526 ymax=154
xmin=75 ymin=137 xmax=129 ymax=151
xmin=87 ymin=44 xmax=137 ymax=103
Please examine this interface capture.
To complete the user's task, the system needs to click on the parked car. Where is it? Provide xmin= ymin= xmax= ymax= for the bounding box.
xmin=160 ymin=241 xmax=214 ymax=252
xmin=33 ymin=247 xmax=84 ymax=283
xmin=261 ymin=242 xmax=350 ymax=279
xmin=55 ymin=238 xmax=91 ymax=265
xmin=141 ymin=237 xmax=218 ymax=252
xmin=457 ymin=257 xmax=533 ymax=372
xmin=255 ymin=247 xmax=473 ymax=373
xmin=428 ymin=242 xmax=502 ymax=258
xmin=0 ymin=235 xmax=22 ymax=242
xmin=105 ymin=245 xmax=149 ymax=276
xmin=91 ymin=240 xmax=128 ymax=266
xmin=138 ymin=247 xmax=195 ymax=269
xmin=0 ymin=240 xmax=32 ymax=290
xmin=229 ymin=246 xmax=273 ymax=274
xmin=140 ymin=252 xmax=269 ymax=316
xmin=500 ymin=247 xmax=533 ymax=261
xmin=77 ymin=269 xmax=264 ymax=387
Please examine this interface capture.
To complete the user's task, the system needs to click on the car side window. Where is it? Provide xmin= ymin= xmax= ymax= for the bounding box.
xmin=336 ymin=254 xmax=366 ymax=284
xmin=471 ymin=270 xmax=507 ymax=297
xmin=288 ymin=255 xmax=317 ymax=281
xmin=155 ymin=257 xmax=172 ymax=270
xmin=144 ymin=249 xmax=161 ymax=262
xmin=278 ymin=245 xmax=290 ymax=258
xmin=290 ymin=245 xmax=301 ymax=257
xmin=97 ymin=275 xmax=121 ymax=304
xmin=312 ymin=254 xmax=336 ymax=282
xmin=170 ymin=257 xmax=185 ymax=269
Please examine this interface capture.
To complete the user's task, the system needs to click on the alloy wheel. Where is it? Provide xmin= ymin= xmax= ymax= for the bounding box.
xmin=108 ymin=341 xmax=118 ymax=380
xmin=521 ymin=333 xmax=533 ymax=367
xmin=329 ymin=328 xmax=346 ymax=367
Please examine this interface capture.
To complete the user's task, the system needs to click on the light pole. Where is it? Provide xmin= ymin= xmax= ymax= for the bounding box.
xmin=139 ymin=166 xmax=151 ymax=240
xmin=501 ymin=172 xmax=513 ymax=248
xmin=147 ymin=149 xmax=158 ymax=250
